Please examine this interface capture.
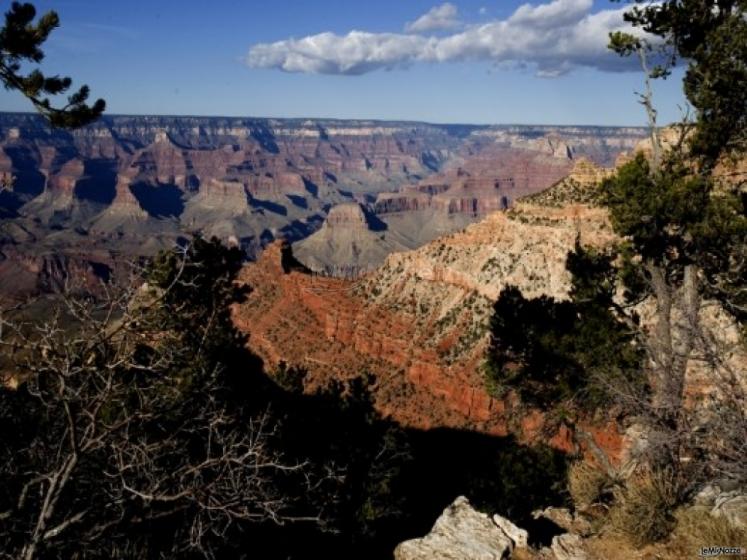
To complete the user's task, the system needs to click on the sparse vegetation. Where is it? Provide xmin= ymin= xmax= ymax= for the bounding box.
xmin=608 ymin=469 xmax=681 ymax=548
xmin=523 ymin=177 xmax=604 ymax=208
xmin=568 ymin=461 xmax=615 ymax=511
xmin=668 ymin=506 xmax=747 ymax=556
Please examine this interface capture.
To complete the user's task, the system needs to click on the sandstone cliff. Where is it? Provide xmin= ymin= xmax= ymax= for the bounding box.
xmin=294 ymin=143 xmax=582 ymax=277
xmin=234 ymin=192 xmax=620 ymax=444
xmin=292 ymin=202 xmax=405 ymax=276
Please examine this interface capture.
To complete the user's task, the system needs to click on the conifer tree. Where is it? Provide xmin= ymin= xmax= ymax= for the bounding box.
xmin=0 ymin=2 xmax=105 ymax=128
xmin=487 ymin=0 xmax=747 ymax=510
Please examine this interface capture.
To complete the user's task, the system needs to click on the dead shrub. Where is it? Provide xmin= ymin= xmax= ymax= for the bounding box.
xmin=568 ymin=461 xmax=613 ymax=510
xmin=667 ymin=507 xmax=747 ymax=556
xmin=609 ymin=469 xmax=681 ymax=548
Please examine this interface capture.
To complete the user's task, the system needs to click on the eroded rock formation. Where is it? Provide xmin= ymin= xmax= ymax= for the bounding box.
xmin=233 ymin=193 xmax=624 ymax=450
xmin=394 ymin=497 xmax=514 ymax=560
xmin=0 ymin=113 xmax=645 ymax=300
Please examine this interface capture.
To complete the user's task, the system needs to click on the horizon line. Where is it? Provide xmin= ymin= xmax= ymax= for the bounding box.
xmin=0 ymin=110 xmax=649 ymax=130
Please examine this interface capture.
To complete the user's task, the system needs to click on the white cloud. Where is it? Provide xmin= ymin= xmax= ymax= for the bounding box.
xmin=479 ymin=7 xmax=488 ymax=16
xmin=247 ymin=32 xmax=432 ymax=75
xmin=508 ymin=0 xmax=593 ymax=28
xmin=405 ymin=3 xmax=462 ymax=33
xmin=246 ymin=0 xmax=647 ymax=77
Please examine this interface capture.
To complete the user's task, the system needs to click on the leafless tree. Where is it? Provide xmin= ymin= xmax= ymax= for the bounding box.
xmin=0 ymin=241 xmax=325 ymax=559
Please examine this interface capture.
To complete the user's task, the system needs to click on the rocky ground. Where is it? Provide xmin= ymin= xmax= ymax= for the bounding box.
xmin=396 ymin=493 xmax=747 ymax=560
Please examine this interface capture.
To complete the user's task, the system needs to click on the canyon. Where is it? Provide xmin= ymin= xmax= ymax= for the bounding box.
xmin=233 ymin=148 xmax=746 ymax=463
xmin=0 ymin=113 xmax=645 ymax=300
xmin=2 ymin=113 xmax=743 ymax=558
xmin=233 ymin=163 xmax=628 ymax=458
xmin=6 ymin=114 xmax=739 ymax=460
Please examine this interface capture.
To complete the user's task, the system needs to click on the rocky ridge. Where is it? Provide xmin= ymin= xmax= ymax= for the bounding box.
xmin=233 ymin=193 xmax=622 ymax=450
xmin=395 ymin=492 xmax=747 ymax=560
xmin=234 ymin=148 xmax=746 ymax=459
xmin=394 ymin=497 xmax=515 ymax=560
xmin=294 ymin=143 xmax=580 ymax=275
xmin=523 ymin=158 xmax=614 ymax=208
xmin=395 ymin=497 xmax=593 ymax=560
xmin=292 ymin=202 xmax=405 ymax=277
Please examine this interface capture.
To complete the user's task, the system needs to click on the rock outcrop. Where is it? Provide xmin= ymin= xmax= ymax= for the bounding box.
xmin=393 ymin=489 xmax=747 ymax=560
xmin=375 ymin=146 xmax=575 ymax=218
xmin=394 ymin=497 xmax=514 ymax=560
xmin=292 ymin=202 xmax=400 ymax=276
xmin=695 ymin=486 xmax=747 ymax=529
xmin=493 ymin=514 xmax=529 ymax=549
xmin=90 ymin=174 xmax=150 ymax=232
xmin=550 ymin=533 xmax=588 ymax=560
xmin=0 ymin=245 xmax=114 ymax=302
xmin=320 ymin=201 xmax=368 ymax=228
xmin=472 ymin=126 xmax=646 ymax=166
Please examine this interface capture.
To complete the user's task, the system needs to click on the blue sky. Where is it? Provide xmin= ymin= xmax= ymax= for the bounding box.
xmin=0 ymin=0 xmax=687 ymax=126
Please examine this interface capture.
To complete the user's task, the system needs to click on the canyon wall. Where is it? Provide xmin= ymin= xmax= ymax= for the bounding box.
xmin=234 ymin=184 xmax=620 ymax=445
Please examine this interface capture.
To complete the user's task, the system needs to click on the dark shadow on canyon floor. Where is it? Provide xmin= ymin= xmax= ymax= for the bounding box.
xmin=232 ymin=372 xmax=570 ymax=559
xmin=0 ymin=292 xmax=569 ymax=560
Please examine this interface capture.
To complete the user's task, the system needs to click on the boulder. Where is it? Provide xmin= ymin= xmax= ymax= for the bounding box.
xmin=694 ymin=484 xmax=723 ymax=506
xmin=694 ymin=485 xmax=747 ymax=528
xmin=712 ymin=492 xmax=747 ymax=528
xmin=493 ymin=513 xmax=529 ymax=548
xmin=550 ymin=533 xmax=588 ymax=560
xmin=394 ymin=496 xmax=513 ymax=560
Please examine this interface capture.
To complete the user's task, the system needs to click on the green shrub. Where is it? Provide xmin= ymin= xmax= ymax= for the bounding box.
xmin=484 ymin=243 xmax=645 ymax=411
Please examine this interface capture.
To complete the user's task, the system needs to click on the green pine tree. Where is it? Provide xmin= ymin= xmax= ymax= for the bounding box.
xmin=0 ymin=2 xmax=105 ymax=128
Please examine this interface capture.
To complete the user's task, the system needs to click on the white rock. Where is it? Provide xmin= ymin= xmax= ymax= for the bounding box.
xmin=694 ymin=484 xmax=722 ymax=506
xmin=551 ymin=533 xmax=588 ymax=560
xmin=394 ymin=496 xmax=513 ymax=560
xmin=712 ymin=492 xmax=747 ymax=528
xmin=493 ymin=513 xmax=529 ymax=548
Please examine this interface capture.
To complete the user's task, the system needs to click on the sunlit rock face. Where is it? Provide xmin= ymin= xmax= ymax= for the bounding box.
xmin=233 ymin=192 xmax=620 ymax=440
xmin=394 ymin=497 xmax=514 ymax=560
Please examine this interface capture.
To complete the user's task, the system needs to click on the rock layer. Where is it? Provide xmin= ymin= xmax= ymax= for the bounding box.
xmin=234 ymin=197 xmax=620 ymax=442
